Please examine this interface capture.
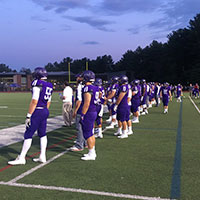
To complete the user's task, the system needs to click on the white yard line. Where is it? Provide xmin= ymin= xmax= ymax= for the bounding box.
xmin=7 ymin=150 xmax=69 ymax=184
xmin=1 ymin=136 xmax=174 ymax=200
xmin=188 ymin=96 xmax=200 ymax=114
xmin=0 ymin=116 xmax=64 ymax=148
xmin=0 ymin=181 xmax=173 ymax=200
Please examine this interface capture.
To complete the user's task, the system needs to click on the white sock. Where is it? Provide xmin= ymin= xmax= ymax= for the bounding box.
xmin=98 ymin=127 xmax=102 ymax=134
xmin=89 ymin=146 xmax=95 ymax=155
xmin=40 ymin=136 xmax=47 ymax=159
xmin=19 ymin=138 xmax=32 ymax=159
xmin=122 ymin=130 xmax=127 ymax=135
xmin=128 ymin=126 xmax=132 ymax=132
xmin=118 ymin=127 xmax=122 ymax=133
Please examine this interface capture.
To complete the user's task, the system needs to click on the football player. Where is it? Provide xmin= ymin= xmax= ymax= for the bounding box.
xmin=106 ymin=76 xmax=119 ymax=129
xmin=80 ymin=71 xmax=99 ymax=160
xmin=8 ymin=67 xmax=53 ymax=165
xmin=130 ymin=79 xmax=141 ymax=123
xmin=176 ymin=84 xmax=182 ymax=102
xmin=160 ymin=82 xmax=172 ymax=114
xmin=140 ymin=79 xmax=148 ymax=115
xmin=94 ymin=78 xmax=105 ymax=139
xmin=114 ymin=75 xmax=131 ymax=139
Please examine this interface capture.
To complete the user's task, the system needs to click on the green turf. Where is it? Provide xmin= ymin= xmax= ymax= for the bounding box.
xmin=0 ymin=92 xmax=200 ymax=199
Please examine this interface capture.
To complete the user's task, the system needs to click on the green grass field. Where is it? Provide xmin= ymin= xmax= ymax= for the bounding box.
xmin=0 ymin=92 xmax=200 ymax=200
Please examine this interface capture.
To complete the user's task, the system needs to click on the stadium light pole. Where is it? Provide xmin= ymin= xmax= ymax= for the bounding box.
xmin=86 ymin=61 xmax=88 ymax=71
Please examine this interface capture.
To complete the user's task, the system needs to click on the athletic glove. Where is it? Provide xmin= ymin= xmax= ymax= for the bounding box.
xmin=113 ymin=104 xmax=118 ymax=112
xmin=79 ymin=113 xmax=85 ymax=125
xmin=25 ymin=113 xmax=31 ymax=128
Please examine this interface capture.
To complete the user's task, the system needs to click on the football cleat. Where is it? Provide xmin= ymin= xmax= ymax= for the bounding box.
xmin=68 ymin=146 xmax=83 ymax=152
xmin=118 ymin=133 xmax=128 ymax=139
xmin=127 ymin=130 xmax=133 ymax=135
xmin=33 ymin=157 xmax=46 ymax=163
xmin=95 ymin=133 xmax=103 ymax=138
xmin=81 ymin=153 xmax=96 ymax=161
xmin=132 ymin=119 xmax=139 ymax=123
xmin=114 ymin=129 xmax=122 ymax=136
xmin=106 ymin=124 xmax=115 ymax=129
xmin=8 ymin=155 xmax=26 ymax=165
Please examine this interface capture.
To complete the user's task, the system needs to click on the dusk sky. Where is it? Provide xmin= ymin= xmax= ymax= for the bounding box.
xmin=0 ymin=0 xmax=199 ymax=71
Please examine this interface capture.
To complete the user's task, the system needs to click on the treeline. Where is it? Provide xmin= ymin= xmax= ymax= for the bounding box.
xmin=1 ymin=14 xmax=200 ymax=84
xmin=44 ymin=13 xmax=200 ymax=84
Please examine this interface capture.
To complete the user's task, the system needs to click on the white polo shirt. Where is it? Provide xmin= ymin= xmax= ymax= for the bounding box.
xmin=63 ymin=86 xmax=73 ymax=103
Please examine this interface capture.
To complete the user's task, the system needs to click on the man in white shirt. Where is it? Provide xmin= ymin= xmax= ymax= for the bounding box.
xmin=61 ymin=81 xmax=73 ymax=126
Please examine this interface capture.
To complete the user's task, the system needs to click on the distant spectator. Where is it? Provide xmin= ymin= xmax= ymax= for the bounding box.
xmin=189 ymin=83 xmax=193 ymax=97
xmin=60 ymin=81 xmax=73 ymax=126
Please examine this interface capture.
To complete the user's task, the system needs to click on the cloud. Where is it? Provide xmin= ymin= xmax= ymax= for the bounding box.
xmin=99 ymin=0 xmax=164 ymax=15
xmin=83 ymin=41 xmax=99 ymax=45
xmin=31 ymin=16 xmax=51 ymax=23
xmin=31 ymin=0 xmax=90 ymax=13
xmin=128 ymin=26 xmax=141 ymax=35
xmin=64 ymin=16 xmax=115 ymax=32
xmin=147 ymin=0 xmax=200 ymax=37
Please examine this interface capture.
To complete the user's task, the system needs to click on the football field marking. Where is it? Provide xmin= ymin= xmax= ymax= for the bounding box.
xmin=188 ymin=96 xmax=200 ymax=114
xmin=170 ymin=101 xmax=182 ymax=199
xmin=7 ymin=150 xmax=70 ymax=184
xmin=0 ymin=115 xmax=64 ymax=148
xmin=1 ymin=127 xmax=174 ymax=200
xmin=0 ymin=181 xmax=174 ymax=200
xmin=0 ymin=106 xmax=8 ymax=108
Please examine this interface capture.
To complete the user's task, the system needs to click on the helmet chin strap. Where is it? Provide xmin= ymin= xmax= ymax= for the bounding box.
xmin=41 ymin=77 xmax=47 ymax=80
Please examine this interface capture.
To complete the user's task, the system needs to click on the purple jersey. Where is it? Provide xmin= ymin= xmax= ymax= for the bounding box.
xmin=97 ymin=86 xmax=105 ymax=104
xmin=118 ymin=84 xmax=129 ymax=108
xmin=31 ymin=79 xmax=53 ymax=107
xmin=177 ymin=85 xmax=182 ymax=95
xmin=24 ymin=79 xmax=53 ymax=139
xmin=141 ymin=83 xmax=147 ymax=96
xmin=160 ymin=86 xmax=171 ymax=97
xmin=111 ymin=83 xmax=119 ymax=103
xmin=82 ymin=84 xmax=99 ymax=112
xmin=131 ymin=85 xmax=141 ymax=100
xmin=106 ymin=86 xmax=112 ymax=97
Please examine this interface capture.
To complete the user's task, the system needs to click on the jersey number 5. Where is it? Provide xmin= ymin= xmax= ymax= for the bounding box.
xmin=44 ymin=87 xmax=53 ymax=101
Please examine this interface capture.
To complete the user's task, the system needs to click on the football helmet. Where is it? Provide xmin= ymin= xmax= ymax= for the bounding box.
xmin=82 ymin=70 xmax=95 ymax=83
xmin=132 ymin=79 xmax=140 ymax=85
xmin=119 ymin=75 xmax=128 ymax=85
xmin=111 ymin=76 xmax=119 ymax=84
xmin=94 ymin=78 xmax=102 ymax=86
xmin=164 ymin=82 xmax=169 ymax=87
xmin=33 ymin=67 xmax=48 ymax=79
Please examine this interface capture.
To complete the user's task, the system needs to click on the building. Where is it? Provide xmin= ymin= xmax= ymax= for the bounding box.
xmin=0 ymin=71 xmax=75 ymax=91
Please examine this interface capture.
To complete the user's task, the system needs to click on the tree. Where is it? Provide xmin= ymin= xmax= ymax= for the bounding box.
xmin=0 ymin=64 xmax=13 ymax=72
xmin=20 ymin=67 xmax=31 ymax=74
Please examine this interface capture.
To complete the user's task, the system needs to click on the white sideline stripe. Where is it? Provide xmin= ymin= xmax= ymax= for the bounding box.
xmin=0 ymin=115 xmax=64 ymax=148
xmin=188 ymin=96 xmax=200 ymax=114
xmin=0 ymin=182 xmax=173 ymax=200
xmin=7 ymin=150 xmax=69 ymax=184
xmin=0 ymin=106 xmax=8 ymax=108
